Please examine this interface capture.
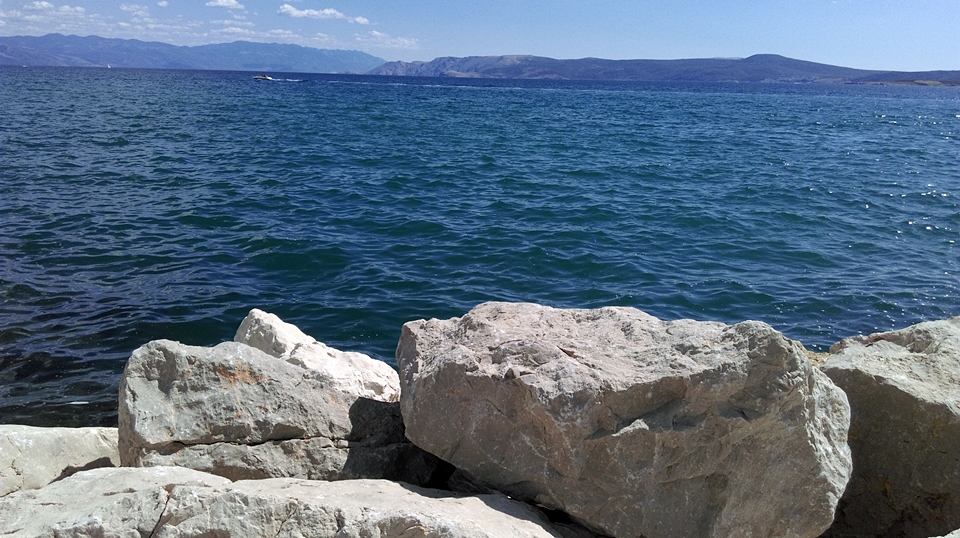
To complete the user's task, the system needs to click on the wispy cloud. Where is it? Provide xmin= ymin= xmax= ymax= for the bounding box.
xmin=120 ymin=3 xmax=150 ymax=18
xmin=356 ymin=30 xmax=418 ymax=50
xmin=206 ymin=0 xmax=244 ymax=9
xmin=157 ymin=1 xmax=168 ymax=6
xmin=278 ymin=4 xmax=368 ymax=24
xmin=211 ymin=19 xmax=253 ymax=27
xmin=4 ymin=1 xmax=87 ymax=24
xmin=279 ymin=5 xmax=343 ymax=19
xmin=24 ymin=1 xmax=85 ymax=15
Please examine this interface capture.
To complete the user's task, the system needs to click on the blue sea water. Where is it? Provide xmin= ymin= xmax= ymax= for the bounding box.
xmin=1 ymin=67 xmax=958 ymax=427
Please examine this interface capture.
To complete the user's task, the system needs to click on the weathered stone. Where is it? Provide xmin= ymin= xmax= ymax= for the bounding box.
xmin=0 ymin=425 xmax=118 ymax=497
xmin=398 ymin=302 xmax=852 ymax=538
xmin=821 ymin=317 xmax=960 ymax=538
xmin=119 ymin=339 xmax=441 ymax=484
xmin=0 ymin=466 xmax=593 ymax=537
xmin=933 ymin=531 xmax=960 ymax=538
xmin=0 ymin=466 xmax=231 ymax=537
xmin=235 ymin=308 xmax=400 ymax=402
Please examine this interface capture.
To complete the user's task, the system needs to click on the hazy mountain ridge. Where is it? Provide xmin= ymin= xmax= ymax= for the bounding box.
xmin=370 ymin=54 xmax=960 ymax=85
xmin=0 ymin=34 xmax=385 ymax=73
xmin=4 ymin=34 xmax=957 ymax=84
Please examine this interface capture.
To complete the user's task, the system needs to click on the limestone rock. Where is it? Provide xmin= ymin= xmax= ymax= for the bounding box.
xmin=398 ymin=302 xmax=852 ymax=538
xmin=235 ymin=308 xmax=400 ymax=402
xmin=0 ymin=466 xmax=589 ymax=537
xmin=0 ymin=466 xmax=231 ymax=537
xmin=119 ymin=339 xmax=440 ymax=484
xmin=821 ymin=317 xmax=960 ymax=538
xmin=0 ymin=425 xmax=118 ymax=497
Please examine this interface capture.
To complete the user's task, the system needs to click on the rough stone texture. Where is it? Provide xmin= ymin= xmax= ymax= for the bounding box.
xmin=0 ymin=466 xmax=592 ymax=537
xmin=119 ymin=339 xmax=441 ymax=485
xmin=398 ymin=302 xmax=852 ymax=538
xmin=0 ymin=425 xmax=119 ymax=497
xmin=820 ymin=317 xmax=960 ymax=538
xmin=235 ymin=308 xmax=401 ymax=402
xmin=933 ymin=532 xmax=960 ymax=538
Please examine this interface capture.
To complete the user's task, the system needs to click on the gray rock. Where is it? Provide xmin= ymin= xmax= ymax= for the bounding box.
xmin=821 ymin=317 xmax=960 ymax=538
xmin=0 ymin=425 xmax=118 ymax=497
xmin=398 ymin=302 xmax=852 ymax=538
xmin=0 ymin=466 xmax=591 ymax=537
xmin=119 ymin=339 xmax=441 ymax=484
xmin=0 ymin=466 xmax=231 ymax=537
xmin=933 ymin=532 xmax=960 ymax=538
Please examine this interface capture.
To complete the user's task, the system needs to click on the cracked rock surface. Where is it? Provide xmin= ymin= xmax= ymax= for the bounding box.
xmin=820 ymin=317 xmax=960 ymax=538
xmin=0 ymin=425 xmax=119 ymax=497
xmin=119 ymin=312 xmax=441 ymax=485
xmin=398 ymin=302 xmax=852 ymax=538
xmin=0 ymin=466 xmax=587 ymax=538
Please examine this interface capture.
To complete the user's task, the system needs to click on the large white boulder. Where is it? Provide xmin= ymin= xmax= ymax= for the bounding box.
xmin=0 ymin=425 xmax=119 ymax=497
xmin=119 ymin=338 xmax=440 ymax=484
xmin=821 ymin=317 xmax=960 ymax=537
xmin=398 ymin=302 xmax=852 ymax=538
xmin=234 ymin=308 xmax=400 ymax=402
xmin=0 ymin=467 xmax=591 ymax=537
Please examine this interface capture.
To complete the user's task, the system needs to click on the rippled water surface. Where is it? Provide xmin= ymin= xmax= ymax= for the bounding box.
xmin=2 ymin=67 xmax=959 ymax=426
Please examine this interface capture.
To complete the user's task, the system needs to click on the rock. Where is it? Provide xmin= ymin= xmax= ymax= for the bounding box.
xmin=398 ymin=302 xmax=852 ymax=538
xmin=820 ymin=317 xmax=960 ymax=538
xmin=0 ymin=425 xmax=118 ymax=497
xmin=0 ymin=466 xmax=593 ymax=537
xmin=0 ymin=466 xmax=231 ymax=536
xmin=235 ymin=308 xmax=400 ymax=402
xmin=119 ymin=339 xmax=441 ymax=485
xmin=933 ymin=532 xmax=960 ymax=538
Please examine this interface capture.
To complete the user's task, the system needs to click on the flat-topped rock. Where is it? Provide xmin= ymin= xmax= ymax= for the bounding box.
xmin=398 ymin=302 xmax=852 ymax=538
xmin=0 ymin=425 xmax=118 ymax=497
xmin=0 ymin=466 xmax=594 ymax=537
xmin=821 ymin=316 xmax=960 ymax=538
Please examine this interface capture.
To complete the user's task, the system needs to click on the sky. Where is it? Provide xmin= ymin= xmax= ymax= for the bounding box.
xmin=0 ymin=0 xmax=958 ymax=71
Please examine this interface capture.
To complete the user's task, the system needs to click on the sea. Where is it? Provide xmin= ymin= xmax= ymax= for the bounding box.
xmin=1 ymin=67 xmax=958 ymax=427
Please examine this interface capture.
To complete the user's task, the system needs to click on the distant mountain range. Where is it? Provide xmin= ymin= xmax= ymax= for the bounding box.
xmin=3 ymin=34 xmax=958 ymax=85
xmin=370 ymin=54 xmax=960 ymax=85
xmin=0 ymin=34 xmax=385 ymax=74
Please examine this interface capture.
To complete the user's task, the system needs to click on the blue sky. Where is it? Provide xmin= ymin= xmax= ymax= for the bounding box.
xmin=1 ymin=0 xmax=957 ymax=70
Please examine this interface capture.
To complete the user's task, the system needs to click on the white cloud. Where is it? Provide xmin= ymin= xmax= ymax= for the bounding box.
xmin=10 ymin=1 xmax=86 ymax=21
xmin=214 ymin=25 xmax=253 ymax=35
xmin=120 ymin=4 xmax=149 ymax=17
xmin=278 ymin=4 xmax=344 ymax=19
xmin=351 ymin=16 xmax=368 ymax=25
xmin=211 ymin=19 xmax=253 ymax=26
xmin=157 ymin=1 xmax=168 ymax=6
xmin=206 ymin=0 xmax=244 ymax=9
xmin=24 ymin=1 xmax=84 ymax=13
xmin=2 ymin=2 xmax=93 ymax=34
xmin=356 ymin=30 xmax=418 ymax=50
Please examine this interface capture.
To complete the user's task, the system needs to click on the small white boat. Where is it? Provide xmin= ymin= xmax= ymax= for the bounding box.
xmin=253 ymin=73 xmax=273 ymax=80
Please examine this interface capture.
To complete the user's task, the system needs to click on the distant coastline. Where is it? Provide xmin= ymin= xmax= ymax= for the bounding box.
xmin=0 ymin=34 xmax=384 ymax=74
xmin=2 ymin=33 xmax=959 ymax=84
xmin=368 ymin=54 xmax=960 ymax=85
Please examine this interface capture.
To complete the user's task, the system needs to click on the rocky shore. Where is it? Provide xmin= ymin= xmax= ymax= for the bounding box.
xmin=1 ymin=303 xmax=958 ymax=537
